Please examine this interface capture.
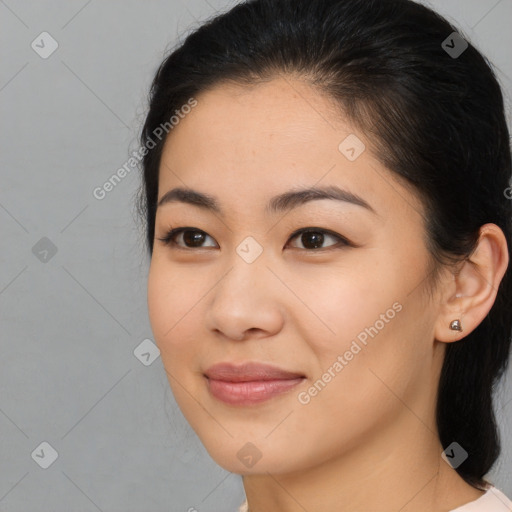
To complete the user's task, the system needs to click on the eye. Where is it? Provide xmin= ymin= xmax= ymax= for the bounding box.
xmin=157 ymin=226 xmax=350 ymax=251
xmin=157 ymin=228 xmax=218 ymax=249
xmin=286 ymin=228 xmax=349 ymax=250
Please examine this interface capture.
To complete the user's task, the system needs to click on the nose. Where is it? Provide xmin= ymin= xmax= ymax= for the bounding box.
xmin=204 ymin=261 xmax=285 ymax=341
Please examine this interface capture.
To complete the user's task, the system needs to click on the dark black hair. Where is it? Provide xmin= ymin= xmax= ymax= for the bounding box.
xmin=136 ymin=0 xmax=512 ymax=489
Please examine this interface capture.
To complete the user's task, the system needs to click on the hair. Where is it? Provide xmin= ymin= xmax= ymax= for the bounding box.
xmin=136 ymin=0 xmax=512 ymax=489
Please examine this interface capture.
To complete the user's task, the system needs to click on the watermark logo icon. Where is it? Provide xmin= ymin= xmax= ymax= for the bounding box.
xmin=32 ymin=237 xmax=58 ymax=263
xmin=31 ymin=441 xmax=58 ymax=469
xmin=133 ymin=338 xmax=160 ymax=366
xmin=441 ymin=32 xmax=468 ymax=59
xmin=338 ymin=134 xmax=365 ymax=161
xmin=236 ymin=236 xmax=263 ymax=264
xmin=237 ymin=442 xmax=262 ymax=468
xmin=441 ymin=441 xmax=468 ymax=469
xmin=31 ymin=32 xmax=59 ymax=59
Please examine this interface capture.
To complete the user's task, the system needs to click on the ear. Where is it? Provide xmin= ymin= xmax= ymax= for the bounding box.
xmin=434 ymin=223 xmax=509 ymax=343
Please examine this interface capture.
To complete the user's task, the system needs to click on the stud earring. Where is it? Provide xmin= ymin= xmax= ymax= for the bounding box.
xmin=449 ymin=319 xmax=462 ymax=331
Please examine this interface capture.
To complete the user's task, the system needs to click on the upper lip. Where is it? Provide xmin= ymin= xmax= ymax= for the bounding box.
xmin=204 ymin=362 xmax=305 ymax=382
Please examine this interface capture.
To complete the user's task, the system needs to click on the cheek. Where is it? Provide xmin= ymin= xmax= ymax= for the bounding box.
xmin=291 ymin=268 xmax=398 ymax=357
xmin=147 ymin=258 xmax=196 ymax=350
xmin=147 ymin=263 xmax=201 ymax=403
xmin=292 ymin=307 xmax=415 ymax=461
xmin=310 ymin=294 xmax=426 ymax=422
xmin=147 ymin=262 xmax=172 ymax=341
xmin=295 ymin=264 xmax=421 ymax=402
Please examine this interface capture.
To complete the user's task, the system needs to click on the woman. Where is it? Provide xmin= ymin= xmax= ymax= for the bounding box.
xmin=136 ymin=0 xmax=512 ymax=510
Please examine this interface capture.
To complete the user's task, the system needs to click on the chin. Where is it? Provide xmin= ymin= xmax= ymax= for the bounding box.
xmin=199 ymin=436 xmax=307 ymax=475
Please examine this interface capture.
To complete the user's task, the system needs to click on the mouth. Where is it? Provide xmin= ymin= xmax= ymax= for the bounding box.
xmin=204 ymin=361 xmax=306 ymax=406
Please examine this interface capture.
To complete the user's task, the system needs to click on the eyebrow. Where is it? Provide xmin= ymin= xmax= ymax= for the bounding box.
xmin=156 ymin=185 xmax=377 ymax=216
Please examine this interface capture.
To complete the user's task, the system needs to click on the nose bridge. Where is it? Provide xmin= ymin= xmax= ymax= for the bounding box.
xmin=205 ymin=240 xmax=284 ymax=339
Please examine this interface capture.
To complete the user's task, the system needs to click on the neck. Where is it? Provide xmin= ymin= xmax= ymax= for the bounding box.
xmin=241 ymin=400 xmax=483 ymax=512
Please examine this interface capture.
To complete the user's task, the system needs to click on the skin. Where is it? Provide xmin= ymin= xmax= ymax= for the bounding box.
xmin=146 ymin=76 xmax=509 ymax=512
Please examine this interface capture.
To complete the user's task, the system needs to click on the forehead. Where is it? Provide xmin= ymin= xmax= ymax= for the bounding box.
xmin=161 ymin=76 xmax=345 ymax=168
xmin=165 ymin=76 xmax=343 ymax=150
xmin=157 ymin=76 xmax=423 ymax=222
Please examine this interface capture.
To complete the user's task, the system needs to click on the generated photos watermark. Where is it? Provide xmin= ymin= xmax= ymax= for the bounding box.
xmin=297 ymin=301 xmax=403 ymax=405
xmin=92 ymin=97 xmax=198 ymax=200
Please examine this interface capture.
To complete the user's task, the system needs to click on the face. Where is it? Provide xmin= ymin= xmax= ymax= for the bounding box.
xmin=147 ymin=76 xmax=442 ymax=475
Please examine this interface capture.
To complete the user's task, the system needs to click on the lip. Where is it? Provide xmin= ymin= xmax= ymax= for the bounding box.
xmin=204 ymin=362 xmax=305 ymax=405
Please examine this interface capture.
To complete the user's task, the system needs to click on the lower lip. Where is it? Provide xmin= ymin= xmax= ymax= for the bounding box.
xmin=206 ymin=377 xmax=305 ymax=405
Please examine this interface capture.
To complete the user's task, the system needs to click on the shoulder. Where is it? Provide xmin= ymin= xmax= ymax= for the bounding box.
xmin=237 ymin=499 xmax=248 ymax=512
xmin=450 ymin=485 xmax=512 ymax=511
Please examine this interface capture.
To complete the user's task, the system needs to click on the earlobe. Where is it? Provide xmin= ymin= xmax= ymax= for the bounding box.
xmin=435 ymin=223 xmax=509 ymax=343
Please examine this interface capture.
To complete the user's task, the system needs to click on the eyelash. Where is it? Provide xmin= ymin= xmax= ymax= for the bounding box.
xmin=156 ymin=227 xmax=352 ymax=251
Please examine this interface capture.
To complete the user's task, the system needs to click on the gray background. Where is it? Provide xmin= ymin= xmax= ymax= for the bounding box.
xmin=0 ymin=0 xmax=511 ymax=511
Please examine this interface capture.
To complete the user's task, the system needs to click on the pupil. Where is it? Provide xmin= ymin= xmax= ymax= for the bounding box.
xmin=184 ymin=230 xmax=204 ymax=246
xmin=303 ymin=232 xmax=323 ymax=249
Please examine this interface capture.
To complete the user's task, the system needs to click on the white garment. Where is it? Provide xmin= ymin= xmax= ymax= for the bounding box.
xmin=237 ymin=485 xmax=512 ymax=512
xmin=450 ymin=485 xmax=512 ymax=511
